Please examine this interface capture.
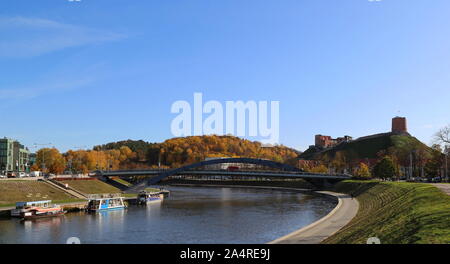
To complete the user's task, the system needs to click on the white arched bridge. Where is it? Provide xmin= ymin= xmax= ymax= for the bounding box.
xmin=92 ymin=158 xmax=351 ymax=192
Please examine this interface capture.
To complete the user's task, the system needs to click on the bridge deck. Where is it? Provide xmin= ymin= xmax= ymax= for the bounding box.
xmin=95 ymin=170 xmax=350 ymax=180
xmin=94 ymin=158 xmax=351 ymax=191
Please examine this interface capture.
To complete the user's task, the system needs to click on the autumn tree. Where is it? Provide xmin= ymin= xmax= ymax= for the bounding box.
xmin=309 ymin=165 xmax=329 ymax=174
xmin=354 ymin=163 xmax=371 ymax=179
xmin=35 ymin=148 xmax=66 ymax=174
xmin=330 ymin=151 xmax=347 ymax=173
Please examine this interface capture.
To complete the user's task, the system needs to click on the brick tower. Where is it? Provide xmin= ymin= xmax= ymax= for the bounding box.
xmin=392 ymin=116 xmax=407 ymax=133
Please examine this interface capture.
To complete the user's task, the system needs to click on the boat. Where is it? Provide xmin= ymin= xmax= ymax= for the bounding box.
xmin=137 ymin=191 xmax=164 ymax=205
xmin=21 ymin=206 xmax=66 ymax=220
xmin=86 ymin=194 xmax=126 ymax=212
xmin=10 ymin=200 xmax=54 ymax=217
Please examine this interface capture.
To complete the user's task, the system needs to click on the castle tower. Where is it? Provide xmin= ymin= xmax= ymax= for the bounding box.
xmin=392 ymin=116 xmax=407 ymax=133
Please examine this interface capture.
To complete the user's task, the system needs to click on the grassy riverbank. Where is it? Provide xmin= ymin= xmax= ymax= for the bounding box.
xmin=111 ymin=177 xmax=132 ymax=187
xmin=0 ymin=180 xmax=80 ymax=208
xmin=60 ymin=179 xmax=160 ymax=197
xmin=323 ymin=180 xmax=450 ymax=244
xmin=60 ymin=179 xmax=121 ymax=194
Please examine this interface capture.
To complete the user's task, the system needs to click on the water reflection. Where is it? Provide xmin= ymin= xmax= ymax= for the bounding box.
xmin=145 ymin=202 xmax=162 ymax=218
xmin=0 ymin=186 xmax=336 ymax=244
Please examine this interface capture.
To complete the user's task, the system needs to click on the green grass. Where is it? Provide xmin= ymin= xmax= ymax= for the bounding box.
xmin=111 ymin=178 xmax=132 ymax=187
xmin=123 ymin=188 xmax=163 ymax=198
xmin=121 ymin=193 xmax=137 ymax=198
xmin=60 ymin=180 xmax=121 ymax=194
xmin=0 ymin=180 xmax=79 ymax=207
xmin=53 ymin=199 xmax=87 ymax=204
xmin=322 ymin=180 xmax=450 ymax=244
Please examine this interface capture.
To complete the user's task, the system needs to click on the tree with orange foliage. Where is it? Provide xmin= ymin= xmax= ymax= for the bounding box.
xmin=35 ymin=148 xmax=66 ymax=174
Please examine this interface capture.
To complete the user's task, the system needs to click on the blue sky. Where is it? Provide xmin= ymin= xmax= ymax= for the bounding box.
xmin=1 ymin=0 xmax=450 ymax=152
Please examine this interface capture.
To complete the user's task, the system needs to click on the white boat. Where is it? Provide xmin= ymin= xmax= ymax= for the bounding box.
xmin=137 ymin=191 xmax=163 ymax=205
xmin=11 ymin=200 xmax=64 ymax=218
xmin=86 ymin=195 xmax=126 ymax=212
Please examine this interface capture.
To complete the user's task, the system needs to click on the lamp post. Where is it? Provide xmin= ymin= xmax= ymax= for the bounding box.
xmin=32 ymin=143 xmax=52 ymax=176
xmin=409 ymin=150 xmax=415 ymax=180
xmin=73 ymin=146 xmax=87 ymax=175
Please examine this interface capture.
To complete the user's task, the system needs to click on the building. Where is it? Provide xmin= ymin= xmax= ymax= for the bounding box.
xmin=0 ymin=138 xmax=30 ymax=174
xmin=392 ymin=116 xmax=408 ymax=133
xmin=29 ymin=153 xmax=37 ymax=168
xmin=315 ymin=135 xmax=353 ymax=148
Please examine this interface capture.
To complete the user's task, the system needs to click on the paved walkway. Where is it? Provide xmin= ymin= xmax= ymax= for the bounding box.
xmin=269 ymin=192 xmax=359 ymax=244
xmin=432 ymin=183 xmax=450 ymax=195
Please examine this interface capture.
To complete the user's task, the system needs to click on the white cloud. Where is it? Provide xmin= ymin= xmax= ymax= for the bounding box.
xmin=0 ymin=16 xmax=125 ymax=57
xmin=0 ymin=77 xmax=94 ymax=100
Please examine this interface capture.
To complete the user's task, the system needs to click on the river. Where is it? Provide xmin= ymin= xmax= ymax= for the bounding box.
xmin=0 ymin=186 xmax=337 ymax=244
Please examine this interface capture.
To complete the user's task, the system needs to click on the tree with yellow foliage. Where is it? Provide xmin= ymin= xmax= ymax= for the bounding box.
xmin=35 ymin=148 xmax=66 ymax=174
xmin=354 ymin=163 xmax=371 ymax=179
xmin=309 ymin=165 xmax=329 ymax=174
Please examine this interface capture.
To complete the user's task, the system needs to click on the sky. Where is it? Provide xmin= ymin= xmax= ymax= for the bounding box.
xmin=1 ymin=0 xmax=450 ymax=152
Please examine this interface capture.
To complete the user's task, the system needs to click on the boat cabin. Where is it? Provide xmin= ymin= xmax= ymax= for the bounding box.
xmin=86 ymin=195 xmax=126 ymax=212
xmin=11 ymin=200 xmax=52 ymax=217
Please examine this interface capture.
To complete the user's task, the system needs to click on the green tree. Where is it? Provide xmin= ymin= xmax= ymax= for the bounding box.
xmin=373 ymin=156 xmax=397 ymax=180
xmin=424 ymin=145 xmax=443 ymax=179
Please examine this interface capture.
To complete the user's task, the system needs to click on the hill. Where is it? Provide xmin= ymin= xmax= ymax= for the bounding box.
xmin=299 ymin=132 xmax=431 ymax=164
xmin=94 ymin=135 xmax=300 ymax=168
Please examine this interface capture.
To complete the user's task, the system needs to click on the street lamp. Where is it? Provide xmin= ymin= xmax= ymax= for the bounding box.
xmin=32 ymin=143 xmax=52 ymax=176
xmin=73 ymin=146 xmax=87 ymax=175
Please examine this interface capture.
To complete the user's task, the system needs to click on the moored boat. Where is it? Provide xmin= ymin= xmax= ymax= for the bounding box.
xmin=137 ymin=191 xmax=164 ymax=205
xmin=86 ymin=194 xmax=126 ymax=212
xmin=21 ymin=206 xmax=66 ymax=220
xmin=11 ymin=200 xmax=58 ymax=218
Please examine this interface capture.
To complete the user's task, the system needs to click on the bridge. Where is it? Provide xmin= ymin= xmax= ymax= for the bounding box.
xmin=93 ymin=158 xmax=351 ymax=192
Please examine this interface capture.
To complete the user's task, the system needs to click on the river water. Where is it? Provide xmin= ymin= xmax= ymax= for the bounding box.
xmin=0 ymin=186 xmax=337 ymax=244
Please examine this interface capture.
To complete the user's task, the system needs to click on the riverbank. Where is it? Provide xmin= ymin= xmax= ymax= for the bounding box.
xmin=169 ymin=182 xmax=357 ymax=244
xmin=0 ymin=178 xmax=167 ymax=216
xmin=0 ymin=180 xmax=82 ymax=208
xmin=323 ymin=180 xmax=450 ymax=244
